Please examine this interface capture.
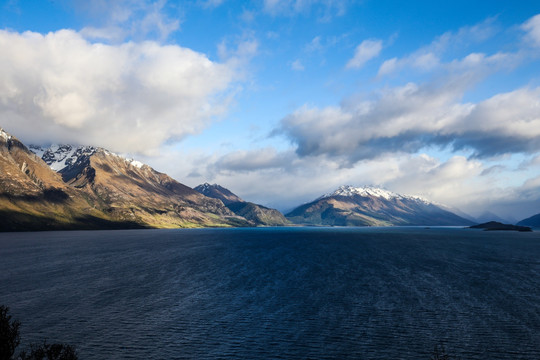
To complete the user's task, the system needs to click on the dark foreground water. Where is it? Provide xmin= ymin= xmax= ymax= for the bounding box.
xmin=1 ymin=227 xmax=540 ymax=359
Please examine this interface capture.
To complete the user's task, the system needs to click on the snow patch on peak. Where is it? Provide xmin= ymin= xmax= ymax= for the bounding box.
xmin=129 ymin=160 xmax=145 ymax=169
xmin=0 ymin=128 xmax=12 ymax=142
xmin=100 ymin=149 xmax=146 ymax=169
xmin=31 ymin=145 xmax=97 ymax=172
xmin=321 ymin=185 xmax=430 ymax=203
xmin=123 ymin=157 xmax=146 ymax=169
xmin=198 ymin=183 xmax=217 ymax=191
xmin=30 ymin=144 xmax=149 ymax=172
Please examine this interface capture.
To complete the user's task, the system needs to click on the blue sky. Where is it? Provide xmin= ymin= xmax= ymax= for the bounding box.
xmin=2 ymin=0 xmax=540 ymax=219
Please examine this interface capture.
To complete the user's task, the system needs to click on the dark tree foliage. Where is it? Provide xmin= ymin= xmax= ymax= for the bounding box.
xmin=18 ymin=341 xmax=77 ymax=360
xmin=0 ymin=305 xmax=77 ymax=360
xmin=431 ymin=343 xmax=453 ymax=360
xmin=0 ymin=305 xmax=21 ymax=360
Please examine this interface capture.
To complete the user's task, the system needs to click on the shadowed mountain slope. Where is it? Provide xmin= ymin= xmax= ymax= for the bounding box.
xmin=195 ymin=183 xmax=289 ymax=226
xmin=517 ymin=213 xmax=540 ymax=228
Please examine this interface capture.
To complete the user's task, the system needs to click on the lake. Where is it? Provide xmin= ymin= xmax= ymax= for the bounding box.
xmin=1 ymin=227 xmax=539 ymax=359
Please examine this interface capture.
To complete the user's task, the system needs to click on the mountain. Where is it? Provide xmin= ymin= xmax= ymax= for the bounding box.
xmin=194 ymin=183 xmax=243 ymax=205
xmin=194 ymin=183 xmax=290 ymax=226
xmin=517 ymin=213 xmax=540 ymax=228
xmin=34 ymin=145 xmax=248 ymax=228
xmin=0 ymin=128 xmax=142 ymax=231
xmin=286 ymin=185 xmax=474 ymax=226
xmin=0 ymin=127 xmax=249 ymax=231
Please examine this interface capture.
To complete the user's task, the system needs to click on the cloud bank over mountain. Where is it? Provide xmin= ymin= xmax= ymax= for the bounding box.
xmin=177 ymin=12 xmax=540 ymax=219
xmin=0 ymin=29 xmax=238 ymax=154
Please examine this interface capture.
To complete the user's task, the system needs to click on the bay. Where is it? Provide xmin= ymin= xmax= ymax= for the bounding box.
xmin=1 ymin=227 xmax=540 ymax=359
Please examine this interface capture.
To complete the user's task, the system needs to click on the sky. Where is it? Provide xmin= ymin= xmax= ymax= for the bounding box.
xmin=2 ymin=0 xmax=540 ymax=220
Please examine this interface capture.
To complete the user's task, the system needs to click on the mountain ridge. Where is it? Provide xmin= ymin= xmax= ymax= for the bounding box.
xmin=0 ymin=127 xmax=250 ymax=231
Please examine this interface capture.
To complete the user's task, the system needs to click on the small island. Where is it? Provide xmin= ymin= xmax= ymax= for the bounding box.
xmin=469 ymin=221 xmax=533 ymax=232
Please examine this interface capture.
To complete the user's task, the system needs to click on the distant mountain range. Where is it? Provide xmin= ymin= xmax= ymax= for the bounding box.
xmin=286 ymin=185 xmax=475 ymax=226
xmin=1 ymin=126 xmax=538 ymax=231
xmin=194 ymin=183 xmax=289 ymax=226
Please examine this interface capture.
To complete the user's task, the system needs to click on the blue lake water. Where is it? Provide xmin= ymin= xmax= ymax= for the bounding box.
xmin=1 ymin=227 xmax=540 ymax=359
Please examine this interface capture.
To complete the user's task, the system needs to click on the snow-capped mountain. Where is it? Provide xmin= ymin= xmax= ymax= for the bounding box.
xmin=0 ymin=128 xmax=249 ymax=231
xmin=320 ymin=185 xmax=430 ymax=203
xmin=287 ymin=185 xmax=474 ymax=226
xmin=29 ymin=144 xmax=147 ymax=173
xmin=26 ymin=143 xmax=240 ymax=227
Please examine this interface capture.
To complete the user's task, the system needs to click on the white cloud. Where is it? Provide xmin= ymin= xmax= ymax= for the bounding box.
xmin=212 ymin=148 xmax=296 ymax=172
xmin=412 ymin=52 xmax=439 ymax=71
xmin=378 ymin=57 xmax=398 ymax=76
xmin=0 ymin=29 xmax=238 ymax=154
xmin=346 ymin=39 xmax=382 ymax=69
xmin=74 ymin=0 xmax=180 ymax=42
xmin=291 ymin=59 xmax=305 ymax=71
xmin=217 ymin=37 xmax=259 ymax=63
xmin=178 ymin=145 xmax=538 ymax=219
xmin=278 ymin=81 xmax=540 ymax=164
xmin=378 ymin=18 xmax=497 ymax=77
xmin=305 ymin=36 xmax=323 ymax=52
xmin=79 ymin=26 xmax=127 ymax=42
xmin=522 ymin=14 xmax=540 ymax=47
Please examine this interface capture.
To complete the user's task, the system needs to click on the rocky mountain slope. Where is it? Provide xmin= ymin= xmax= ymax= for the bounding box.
xmin=35 ymin=145 xmax=248 ymax=228
xmin=194 ymin=183 xmax=243 ymax=205
xmin=194 ymin=183 xmax=290 ymax=226
xmin=0 ymin=128 xmax=141 ymax=230
xmin=0 ymin=127 xmax=248 ymax=231
xmin=286 ymin=185 xmax=474 ymax=226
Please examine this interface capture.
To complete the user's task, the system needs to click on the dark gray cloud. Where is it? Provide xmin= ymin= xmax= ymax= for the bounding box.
xmin=278 ymin=82 xmax=540 ymax=164
xmin=213 ymin=148 xmax=296 ymax=172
